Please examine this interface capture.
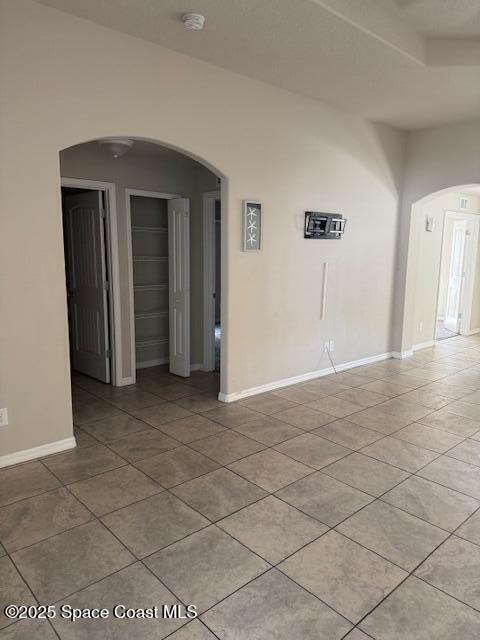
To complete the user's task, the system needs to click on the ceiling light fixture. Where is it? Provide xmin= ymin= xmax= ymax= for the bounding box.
xmin=98 ymin=138 xmax=134 ymax=159
xmin=182 ymin=13 xmax=205 ymax=31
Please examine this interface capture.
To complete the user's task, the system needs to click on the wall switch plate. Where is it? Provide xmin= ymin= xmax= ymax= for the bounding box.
xmin=0 ymin=408 xmax=8 ymax=427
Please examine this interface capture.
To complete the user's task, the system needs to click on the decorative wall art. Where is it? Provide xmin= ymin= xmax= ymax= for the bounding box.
xmin=243 ymin=200 xmax=262 ymax=251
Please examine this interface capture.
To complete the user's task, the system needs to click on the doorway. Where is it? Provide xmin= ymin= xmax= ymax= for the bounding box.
xmin=436 ymin=211 xmax=479 ymax=340
xmin=126 ymin=189 xmax=190 ymax=379
xmin=203 ymin=191 xmax=221 ymax=372
xmin=61 ymin=181 xmax=116 ymax=384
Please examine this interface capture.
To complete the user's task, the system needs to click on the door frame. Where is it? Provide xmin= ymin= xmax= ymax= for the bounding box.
xmin=61 ymin=177 xmax=123 ymax=386
xmin=203 ymin=191 xmax=221 ymax=371
xmin=126 ymin=188 xmax=181 ymax=382
xmin=435 ymin=209 xmax=480 ymax=340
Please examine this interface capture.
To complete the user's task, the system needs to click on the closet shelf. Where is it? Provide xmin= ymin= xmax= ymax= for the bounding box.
xmin=133 ymin=256 xmax=168 ymax=262
xmin=134 ymin=283 xmax=168 ymax=291
xmin=132 ymin=226 xmax=167 ymax=233
xmin=136 ymin=337 xmax=168 ymax=347
xmin=135 ymin=311 xmax=168 ymax=320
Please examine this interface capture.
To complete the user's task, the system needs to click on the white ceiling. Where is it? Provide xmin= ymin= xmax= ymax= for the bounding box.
xmin=34 ymin=0 xmax=480 ymax=130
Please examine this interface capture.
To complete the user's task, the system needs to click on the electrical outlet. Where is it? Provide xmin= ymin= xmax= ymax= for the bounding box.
xmin=0 ymin=408 xmax=8 ymax=427
xmin=329 ymin=340 xmax=335 ymax=352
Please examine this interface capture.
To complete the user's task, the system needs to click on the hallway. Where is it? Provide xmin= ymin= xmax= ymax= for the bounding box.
xmin=2 ymin=338 xmax=480 ymax=638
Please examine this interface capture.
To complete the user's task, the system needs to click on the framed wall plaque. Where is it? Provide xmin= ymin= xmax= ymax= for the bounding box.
xmin=243 ymin=200 xmax=262 ymax=251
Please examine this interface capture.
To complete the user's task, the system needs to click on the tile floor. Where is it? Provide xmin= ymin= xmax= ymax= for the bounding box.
xmin=2 ymin=335 xmax=480 ymax=638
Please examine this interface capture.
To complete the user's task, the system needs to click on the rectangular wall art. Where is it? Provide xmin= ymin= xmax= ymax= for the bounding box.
xmin=243 ymin=200 xmax=262 ymax=251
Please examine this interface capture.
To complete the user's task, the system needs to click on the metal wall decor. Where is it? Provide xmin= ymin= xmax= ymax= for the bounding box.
xmin=243 ymin=201 xmax=262 ymax=251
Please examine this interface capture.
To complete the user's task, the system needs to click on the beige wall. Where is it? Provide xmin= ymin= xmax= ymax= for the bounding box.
xmin=394 ymin=119 xmax=480 ymax=352
xmin=0 ymin=0 xmax=406 ymax=459
xmin=60 ymin=142 xmax=217 ymax=376
xmin=408 ymin=191 xmax=480 ymax=347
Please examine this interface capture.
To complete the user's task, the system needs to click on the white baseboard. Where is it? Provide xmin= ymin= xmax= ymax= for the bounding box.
xmin=465 ymin=328 xmax=480 ymax=336
xmin=0 ymin=436 xmax=77 ymax=469
xmin=218 ymin=351 xmax=392 ymax=403
xmin=190 ymin=363 xmax=204 ymax=372
xmin=413 ymin=340 xmax=435 ymax=351
xmin=116 ymin=376 xmax=135 ymax=387
xmin=392 ymin=350 xmax=414 ymax=359
xmin=136 ymin=357 xmax=169 ymax=369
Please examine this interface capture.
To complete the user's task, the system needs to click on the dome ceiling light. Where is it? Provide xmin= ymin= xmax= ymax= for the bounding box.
xmin=182 ymin=13 xmax=205 ymax=31
xmin=98 ymin=138 xmax=134 ymax=159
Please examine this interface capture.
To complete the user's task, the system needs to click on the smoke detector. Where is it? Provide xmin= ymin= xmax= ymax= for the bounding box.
xmin=182 ymin=13 xmax=205 ymax=30
xmin=98 ymin=138 xmax=134 ymax=159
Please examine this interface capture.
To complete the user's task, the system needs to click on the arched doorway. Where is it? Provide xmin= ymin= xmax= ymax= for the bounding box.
xmin=401 ymin=184 xmax=480 ymax=355
xmin=58 ymin=137 xmax=227 ymax=415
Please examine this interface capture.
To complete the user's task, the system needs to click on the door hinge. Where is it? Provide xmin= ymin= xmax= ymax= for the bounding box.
xmin=103 ymin=281 xmax=110 ymax=291
xmin=106 ymin=349 xmax=112 ymax=358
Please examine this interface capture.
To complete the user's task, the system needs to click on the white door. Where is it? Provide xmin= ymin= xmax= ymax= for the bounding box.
xmin=444 ymin=219 xmax=467 ymax=333
xmin=168 ymin=198 xmax=190 ymax=377
xmin=64 ymin=191 xmax=111 ymax=383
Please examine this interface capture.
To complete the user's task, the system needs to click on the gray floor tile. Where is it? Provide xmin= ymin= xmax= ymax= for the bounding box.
xmin=418 ymin=455 xmax=480 ymax=499
xmin=457 ymin=509 xmax=480 ymax=546
xmin=105 ymin=390 xmax=162 ymax=411
xmin=360 ymin=379 xmax=413 ymax=397
xmin=360 ymin=437 xmax=438 ymax=472
xmin=201 ymin=404 xmax=263 ymax=428
xmin=135 ymin=446 xmax=220 ymax=488
xmin=228 ymin=449 xmax=312 ymax=492
xmin=399 ymin=389 xmax=451 ymax=410
xmin=301 ymin=379 xmax=352 ymax=394
xmin=360 ymin=576 xmax=480 ymax=640
xmin=419 ymin=409 xmax=480 ymax=437
xmin=279 ymin=530 xmax=406 ymax=623
xmin=68 ymin=465 xmax=162 ymax=516
xmin=239 ymin=394 xmax=298 ymax=415
xmin=11 ymin=521 xmax=133 ymax=603
xmin=157 ymin=414 xmax=227 ymax=443
xmin=233 ymin=415 xmax=303 ymax=445
xmin=101 ymin=492 xmax=208 ymax=558
xmin=218 ymin=495 xmax=327 ymax=563
xmin=171 ymin=468 xmax=267 ymax=521
xmin=167 ymin=620 xmax=217 ymax=639
xmin=73 ymin=427 xmax=97 ymax=448
xmin=445 ymin=401 xmax=480 ymax=421
xmin=346 ymin=407 xmax=412 ymax=434
xmin=146 ymin=526 xmax=269 ymax=613
xmin=416 ymin=536 xmax=480 ymax=610
xmin=447 ymin=439 xmax=480 ymax=467
xmin=274 ymin=433 xmax=351 ymax=469
xmin=375 ymin=398 xmax=432 ymax=422
xmin=0 ymin=462 xmax=60 ymax=507
xmin=202 ymin=569 xmax=352 ymax=640
xmin=0 ymin=487 xmax=92 ymax=552
xmin=382 ymin=373 xmax=431 ymax=389
xmin=314 ymin=419 xmax=383 ymax=450
xmin=0 ymin=620 xmax=57 ymax=639
xmin=335 ymin=388 xmax=389 ymax=407
xmin=271 ymin=386 xmax=327 ymax=403
xmin=273 ymin=405 xmax=336 ymax=430
xmin=51 ymin=563 xmax=184 ymax=639
xmin=0 ymin=557 xmax=35 ymax=629
xmin=73 ymin=399 xmax=122 ymax=425
xmin=150 ymin=383 xmax=202 ymax=402
xmin=189 ymin=431 xmax=265 ymax=465
xmin=325 ymin=372 xmax=377 ymax=387
xmin=276 ymin=471 xmax=373 ymax=526
xmin=107 ymin=429 xmax=179 ymax=462
xmin=306 ymin=396 xmax=364 ymax=418
xmin=323 ymin=452 xmax=409 ymax=497
xmin=421 ymin=380 xmax=473 ymax=400
xmin=344 ymin=630 xmax=372 ymax=640
xmin=42 ymin=445 xmax=125 ymax=483
xmin=392 ymin=422 xmax=463 ymax=453
xmin=80 ymin=413 xmax=152 ymax=443
xmin=382 ymin=475 xmax=479 ymax=531
xmin=130 ymin=402 xmax=193 ymax=426
xmin=175 ymin=394 xmax=223 ymax=413
xmin=337 ymin=501 xmax=448 ymax=570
